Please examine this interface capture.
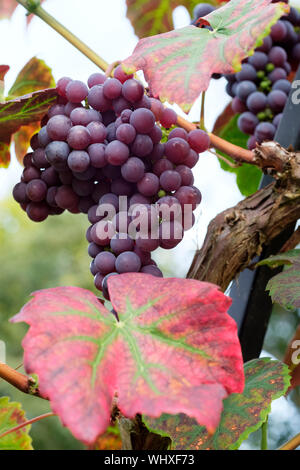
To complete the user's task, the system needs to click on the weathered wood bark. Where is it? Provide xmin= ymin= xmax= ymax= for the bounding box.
xmin=187 ymin=142 xmax=300 ymax=291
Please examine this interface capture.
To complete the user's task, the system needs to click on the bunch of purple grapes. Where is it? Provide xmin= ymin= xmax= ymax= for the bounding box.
xmin=12 ymin=65 xmax=210 ymax=298
xmin=225 ymin=4 xmax=300 ymax=148
xmin=192 ymin=2 xmax=300 ymax=149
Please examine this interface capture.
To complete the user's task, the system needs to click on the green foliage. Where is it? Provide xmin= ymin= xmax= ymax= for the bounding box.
xmin=0 ymin=397 xmax=33 ymax=450
xmin=258 ymin=250 xmax=300 ymax=310
xmin=144 ymin=358 xmax=291 ymax=450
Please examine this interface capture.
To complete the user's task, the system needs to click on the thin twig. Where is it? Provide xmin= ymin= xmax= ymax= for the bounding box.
xmin=0 ymin=412 xmax=55 ymax=441
xmin=279 ymin=227 xmax=300 ymax=253
xmin=278 ymin=433 xmax=300 ymax=450
xmin=105 ymin=61 xmax=121 ymax=78
xmin=16 ymin=0 xmax=109 ymax=72
xmin=0 ymin=362 xmax=45 ymax=399
xmin=208 ymin=149 xmax=242 ymax=168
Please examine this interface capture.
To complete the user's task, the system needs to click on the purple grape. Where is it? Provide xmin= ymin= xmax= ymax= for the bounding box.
xmin=88 ymin=85 xmax=111 ymax=112
xmin=26 ymin=202 xmax=49 ymax=222
xmin=67 ymin=125 xmax=91 ymax=150
xmin=236 ymin=81 xmax=257 ymax=102
xmin=47 ymin=104 xmax=66 ymax=119
xmin=268 ymin=67 xmax=287 ymax=83
xmin=38 ymin=126 xmax=51 ymax=148
xmin=168 ymin=128 xmax=188 ymax=141
xmin=160 ymin=170 xmax=182 ymax=192
xmin=272 ymin=79 xmax=291 ymax=95
xmin=111 ymin=177 xmax=133 ymax=196
xmin=131 ymin=134 xmax=153 ymax=157
xmin=26 ymin=179 xmax=47 ymax=202
xmin=46 ymin=187 xmax=58 ymax=207
xmin=67 ymin=150 xmax=90 ymax=173
xmin=184 ymin=149 xmax=199 ymax=169
xmin=246 ymin=92 xmax=267 ymax=114
xmin=193 ymin=3 xmax=215 ymax=18
xmin=175 ymin=165 xmax=194 ymax=186
xmin=55 ymin=185 xmax=79 ymax=210
xmin=268 ymin=46 xmax=287 ymax=67
xmin=116 ymin=123 xmax=136 ymax=144
xmin=115 ymin=251 xmax=141 ymax=273
xmin=88 ymin=73 xmax=106 ymax=88
xmin=231 ymin=97 xmax=247 ymax=114
xmin=113 ymin=65 xmax=133 ymax=83
xmin=137 ymin=173 xmax=160 ymax=196
xmin=135 ymin=237 xmax=159 ymax=253
xmin=57 ymin=76 xmax=72 ymax=98
xmin=22 ymin=166 xmax=41 ymax=182
xmin=66 ymin=80 xmax=88 ymax=103
xmin=99 ymin=193 xmax=119 ymax=212
xmin=256 ymin=36 xmax=273 ymax=53
xmin=88 ymin=242 xmax=103 ymax=258
xmin=72 ymin=178 xmax=94 ymax=197
xmin=13 ymin=182 xmax=29 ymax=203
xmin=238 ymin=112 xmax=259 ymax=134
xmin=88 ymin=143 xmax=107 ymax=168
xmin=271 ymin=20 xmax=287 ymax=42
xmin=103 ymin=78 xmax=122 ymax=100
xmin=58 ymin=170 xmax=73 ymax=185
xmin=121 ymin=157 xmax=145 ymax=183
xmin=148 ymin=125 xmax=162 ymax=144
xmin=70 ymin=107 xmax=101 ymax=126
xmin=45 ymin=141 xmax=70 ymax=170
xmin=94 ymin=251 xmax=116 ymax=275
xmin=165 ymin=138 xmax=190 ymax=164
xmin=236 ymin=64 xmax=257 ymax=82
xmin=140 ymin=265 xmax=163 ymax=277
xmin=64 ymin=102 xmax=82 ymax=117
xmin=267 ymin=90 xmax=287 ymax=113
xmin=112 ymin=96 xmax=131 ymax=115
xmin=188 ymin=130 xmax=210 ymax=153
xmin=292 ymin=43 xmax=300 ymax=62
xmin=174 ymin=185 xmax=201 ymax=210
xmin=273 ymin=113 xmax=283 ymax=128
xmin=122 ymin=78 xmax=144 ymax=103
xmin=105 ymin=140 xmax=129 ymax=165
xmin=106 ymin=122 xmax=117 ymax=142
xmin=248 ymin=52 xmax=268 ymax=70
xmin=130 ymin=108 xmax=155 ymax=134
xmin=160 ymin=108 xmax=177 ymax=128
xmin=101 ymin=272 xmax=119 ymax=298
xmin=153 ymin=158 xmax=173 ymax=177
xmin=86 ymin=121 xmax=107 ymax=143
xmin=255 ymin=122 xmax=276 ymax=143
xmin=32 ymin=148 xmax=50 ymax=169
xmin=110 ymin=233 xmax=134 ymax=255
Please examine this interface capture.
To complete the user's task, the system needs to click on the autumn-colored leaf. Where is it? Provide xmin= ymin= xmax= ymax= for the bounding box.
xmin=92 ymin=426 xmax=122 ymax=450
xmin=145 ymin=358 xmax=290 ymax=450
xmin=0 ymin=140 xmax=10 ymax=167
xmin=123 ymin=0 xmax=289 ymax=112
xmin=13 ymin=122 xmax=40 ymax=164
xmin=284 ymin=325 xmax=300 ymax=391
xmin=11 ymin=275 xmax=244 ymax=444
xmin=8 ymin=57 xmax=55 ymax=99
xmin=213 ymin=106 xmax=262 ymax=196
xmin=0 ymin=65 xmax=9 ymax=101
xmin=0 ymin=0 xmax=45 ymax=23
xmin=0 ymin=397 xmax=33 ymax=450
xmin=0 ymin=88 xmax=57 ymax=166
xmin=126 ymin=0 xmax=213 ymax=39
xmin=257 ymin=250 xmax=300 ymax=310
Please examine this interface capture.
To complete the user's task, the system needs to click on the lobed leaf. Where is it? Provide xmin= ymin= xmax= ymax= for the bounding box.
xmin=145 ymin=358 xmax=290 ymax=450
xmin=213 ymin=107 xmax=262 ymax=196
xmin=0 ymin=397 xmax=33 ymax=450
xmin=0 ymin=57 xmax=56 ymax=166
xmin=258 ymin=249 xmax=300 ymax=310
xmin=11 ymin=275 xmax=244 ymax=444
xmin=123 ymin=0 xmax=289 ymax=112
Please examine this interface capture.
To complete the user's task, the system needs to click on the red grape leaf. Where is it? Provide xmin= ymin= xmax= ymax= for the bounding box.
xmin=0 ymin=57 xmax=56 ymax=166
xmin=7 ymin=57 xmax=55 ymax=99
xmin=0 ymin=0 xmax=45 ymax=23
xmin=284 ymin=325 xmax=300 ymax=391
xmin=126 ymin=0 xmax=215 ymax=39
xmin=91 ymin=425 xmax=122 ymax=450
xmin=122 ymin=0 xmax=289 ymax=112
xmin=145 ymin=358 xmax=290 ymax=450
xmin=257 ymin=249 xmax=300 ymax=310
xmin=11 ymin=275 xmax=244 ymax=444
xmin=0 ymin=397 xmax=33 ymax=450
xmin=0 ymin=88 xmax=57 ymax=166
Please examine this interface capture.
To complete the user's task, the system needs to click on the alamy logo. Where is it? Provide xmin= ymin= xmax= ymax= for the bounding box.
xmin=291 ymin=80 xmax=300 ymax=105
xmin=291 ymin=340 xmax=300 ymax=366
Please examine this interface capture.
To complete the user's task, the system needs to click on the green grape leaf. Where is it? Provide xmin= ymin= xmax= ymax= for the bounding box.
xmin=0 ymin=397 xmax=33 ymax=450
xmin=213 ymin=108 xmax=262 ymax=196
xmin=0 ymin=65 xmax=9 ymax=101
xmin=11 ymin=276 xmax=244 ymax=444
xmin=145 ymin=358 xmax=290 ymax=450
xmin=257 ymin=250 xmax=300 ymax=310
xmin=126 ymin=0 xmax=218 ymax=39
xmin=122 ymin=0 xmax=288 ymax=112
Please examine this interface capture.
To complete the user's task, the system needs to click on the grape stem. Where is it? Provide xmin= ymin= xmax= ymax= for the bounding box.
xmin=16 ymin=0 xmax=255 ymax=165
xmin=199 ymin=91 xmax=206 ymax=131
xmin=0 ymin=362 xmax=46 ymax=399
xmin=0 ymin=412 xmax=55 ymax=441
xmin=15 ymin=0 xmax=109 ymax=71
xmin=278 ymin=433 xmax=300 ymax=450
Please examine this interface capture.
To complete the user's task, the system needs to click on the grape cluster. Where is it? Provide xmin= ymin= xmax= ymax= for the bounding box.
xmin=12 ymin=65 xmax=210 ymax=298
xmin=225 ymin=4 xmax=300 ymax=148
xmin=191 ymin=2 xmax=300 ymax=149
